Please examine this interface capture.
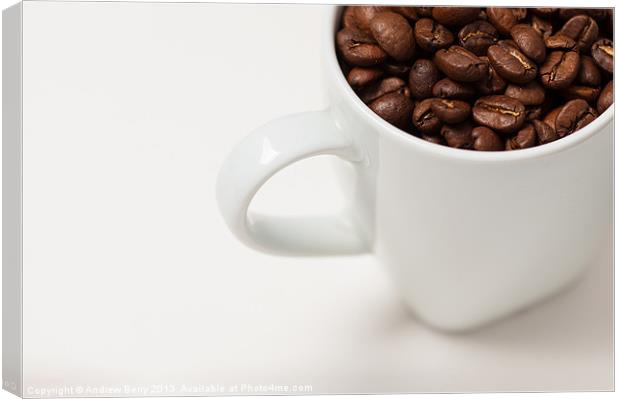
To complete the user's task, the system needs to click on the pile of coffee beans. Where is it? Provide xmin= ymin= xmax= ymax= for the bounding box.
xmin=337 ymin=6 xmax=614 ymax=151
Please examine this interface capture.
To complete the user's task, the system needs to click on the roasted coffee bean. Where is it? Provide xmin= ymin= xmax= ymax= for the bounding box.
xmin=597 ymin=80 xmax=613 ymax=114
xmin=561 ymin=85 xmax=601 ymax=103
xmin=420 ymin=133 xmax=445 ymax=145
xmin=543 ymin=106 xmax=563 ymax=132
xmin=555 ymin=99 xmax=598 ymax=137
xmin=431 ymin=98 xmax=471 ymax=124
xmin=359 ymin=77 xmax=409 ymax=104
xmin=352 ymin=6 xmax=388 ymax=33
xmin=472 ymin=126 xmax=504 ymax=151
xmin=414 ymin=18 xmax=454 ymax=52
xmin=578 ymin=56 xmax=602 ymax=86
xmin=458 ymin=21 xmax=498 ymax=56
xmin=369 ymin=92 xmax=414 ymax=130
xmin=432 ymin=7 xmax=481 ymax=27
xmin=532 ymin=119 xmax=559 ymax=144
xmin=391 ymin=7 xmax=418 ymax=21
xmin=412 ymin=98 xmax=441 ymax=134
xmin=408 ymin=59 xmax=440 ymax=99
xmin=337 ymin=28 xmax=387 ymax=66
xmin=532 ymin=8 xmax=557 ymax=18
xmin=525 ymin=106 xmax=543 ymax=121
xmin=370 ymin=12 xmax=416 ymax=61
xmin=434 ymin=45 xmax=488 ymax=82
xmin=383 ymin=61 xmax=411 ymax=77
xmin=487 ymin=41 xmax=537 ymax=84
xmin=475 ymin=55 xmax=507 ymax=95
xmin=342 ymin=7 xmax=358 ymax=30
xmin=473 ymin=95 xmax=526 ymax=134
xmin=347 ymin=67 xmax=383 ymax=89
xmin=545 ymin=34 xmax=576 ymax=50
xmin=531 ymin=16 xmax=554 ymax=40
xmin=558 ymin=9 xmax=600 ymax=20
xmin=486 ymin=8 xmax=527 ymax=35
xmin=592 ymin=39 xmax=614 ymax=73
xmin=506 ymin=123 xmax=537 ymax=150
xmin=558 ymin=15 xmax=599 ymax=52
xmin=432 ymin=78 xmax=476 ymax=100
xmin=441 ymin=121 xmax=475 ymax=149
xmin=539 ymin=51 xmax=580 ymax=89
xmin=504 ymin=81 xmax=545 ymax=106
xmin=510 ymin=24 xmax=546 ymax=64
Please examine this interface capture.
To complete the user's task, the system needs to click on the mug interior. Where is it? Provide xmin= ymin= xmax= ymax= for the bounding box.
xmin=322 ymin=6 xmax=614 ymax=162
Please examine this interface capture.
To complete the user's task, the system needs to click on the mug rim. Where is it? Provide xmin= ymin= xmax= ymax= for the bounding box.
xmin=322 ymin=6 xmax=614 ymax=162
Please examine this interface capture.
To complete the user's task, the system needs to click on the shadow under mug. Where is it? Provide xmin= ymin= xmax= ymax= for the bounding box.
xmin=216 ymin=6 xmax=614 ymax=331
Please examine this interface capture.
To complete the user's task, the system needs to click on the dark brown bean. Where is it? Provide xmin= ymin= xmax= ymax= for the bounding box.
xmin=487 ymin=41 xmax=538 ymax=84
xmin=597 ymin=80 xmax=613 ymax=114
xmin=458 ymin=21 xmax=498 ymax=56
xmin=472 ymin=126 xmax=504 ymax=151
xmin=545 ymin=34 xmax=577 ymax=50
xmin=486 ymin=8 xmax=527 ymax=35
xmin=555 ymin=99 xmax=598 ymax=137
xmin=433 ymin=45 xmax=488 ymax=82
xmin=591 ymin=39 xmax=614 ymax=73
xmin=412 ymin=98 xmax=441 ymax=134
xmin=359 ymin=77 xmax=410 ymax=104
xmin=383 ymin=61 xmax=411 ymax=77
xmin=532 ymin=119 xmax=559 ymax=144
xmin=561 ymin=85 xmax=601 ymax=103
xmin=475 ymin=56 xmax=507 ymax=95
xmin=369 ymin=92 xmax=414 ymax=130
xmin=352 ymin=6 xmax=388 ymax=33
xmin=421 ymin=133 xmax=445 ymax=145
xmin=414 ymin=18 xmax=454 ymax=52
xmin=473 ymin=95 xmax=526 ymax=134
xmin=347 ymin=67 xmax=383 ymax=89
xmin=408 ymin=59 xmax=439 ymax=99
xmin=539 ymin=51 xmax=581 ymax=89
xmin=531 ymin=16 xmax=554 ymax=40
xmin=533 ymin=8 xmax=557 ymax=18
xmin=370 ymin=12 xmax=416 ymax=62
xmin=578 ymin=56 xmax=602 ymax=86
xmin=337 ymin=28 xmax=387 ymax=67
xmin=391 ymin=7 xmax=418 ymax=22
xmin=441 ymin=121 xmax=475 ymax=149
xmin=432 ymin=78 xmax=476 ymax=100
xmin=510 ymin=24 xmax=546 ymax=64
xmin=504 ymin=81 xmax=545 ymax=106
xmin=431 ymin=98 xmax=471 ymax=124
xmin=558 ymin=15 xmax=599 ymax=52
xmin=432 ymin=7 xmax=481 ymax=27
xmin=506 ymin=123 xmax=538 ymax=150
xmin=543 ymin=106 xmax=563 ymax=133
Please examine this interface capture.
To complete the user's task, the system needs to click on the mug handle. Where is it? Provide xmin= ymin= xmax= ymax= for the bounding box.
xmin=216 ymin=110 xmax=369 ymax=256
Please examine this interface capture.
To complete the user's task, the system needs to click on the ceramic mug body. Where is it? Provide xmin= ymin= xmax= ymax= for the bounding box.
xmin=217 ymin=6 xmax=613 ymax=331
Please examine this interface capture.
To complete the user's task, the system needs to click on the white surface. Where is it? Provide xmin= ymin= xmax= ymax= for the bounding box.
xmin=7 ymin=0 xmax=615 ymax=395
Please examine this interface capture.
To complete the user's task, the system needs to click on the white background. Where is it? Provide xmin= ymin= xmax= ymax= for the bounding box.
xmin=0 ymin=1 xmax=617 ymax=398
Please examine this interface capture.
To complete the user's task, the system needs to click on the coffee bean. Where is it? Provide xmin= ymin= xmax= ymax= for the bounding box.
xmin=555 ymin=99 xmax=598 ymax=137
xmin=408 ymin=59 xmax=439 ymax=99
xmin=510 ymin=24 xmax=546 ymax=64
xmin=441 ymin=121 xmax=475 ymax=149
xmin=545 ymin=34 xmax=577 ymax=50
xmin=532 ymin=8 xmax=557 ymax=18
xmin=383 ymin=61 xmax=411 ymax=77
xmin=504 ymin=81 xmax=545 ymax=106
xmin=558 ymin=15 xmax=599 ymax=52
xmin=347 ymin=67 xmax=383 ymax=89
xmin=525 ymin=106 xmax=543 ymax=121
xmin=414 ymin=18 xmax=454 ymax=52
xmin=543 ymin=106 xmax=563 ymax=133
xmin=578 ymin=56 xmax=602 ymax=86
xmin=473 ymin=95 xmax=526 ymax=134
xmin=431 ymin=98 xmax=471 ymax=124
xmin=592 ymin=39 xmax=614 ymax=73
xmin=486 ymin=8 xmax=527 ymax=35
xmin=531 ymin=15 xmax=554 ymax=40
xmin=539 ymin=51 xmax=580 ymax=89
xmin=458 ymin=21 xmax=498 ymax=56
xmin=352 ymin=6 xmax=388 ymax=33
xmin=369 ymin=92 xmax=414 ymax=130
xmin=532 ymin=119 xmax=559 ymax=144
xmin=342 ymin=7 xmax=358 ymax=30
xmin=337 ymin=28 xmax=387 ymax=66
xmin=432 ymin=7 xmax=481 ymax=27
xmin=597 ymin=80 xmax=613 ymax=114
xmin=472 ymin=126 xmax=504 ymax=150
xmin=420 ymin=134 xmax=445 ymax=145
xmin=370 ymin=12 xmax=416 ymax=62
xmin=391 ymin=7 xmax=419 ymax=22
xmin=412 ymin=98 xmax=441 ymax=134
xmin=434 ymin=45 xmax=488 ymax=82
xmin=432 ymin=78 xmax=476 ymax=100
xmin=487 ymin=41 xmax=537 ymax=84
xmin=475 ymin=56 xmax=507 ymax=94
xmin=506 ymin=123 xmax=537 ymax=150
xmin=359 ymin=77 xmax=409 ymax=104
xmin=561 ymin=85 xmax=601 ymax=103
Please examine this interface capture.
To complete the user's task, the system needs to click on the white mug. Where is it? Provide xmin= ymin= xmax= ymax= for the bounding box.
xmin=216 ymin=6 xmax=613 ymax=331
